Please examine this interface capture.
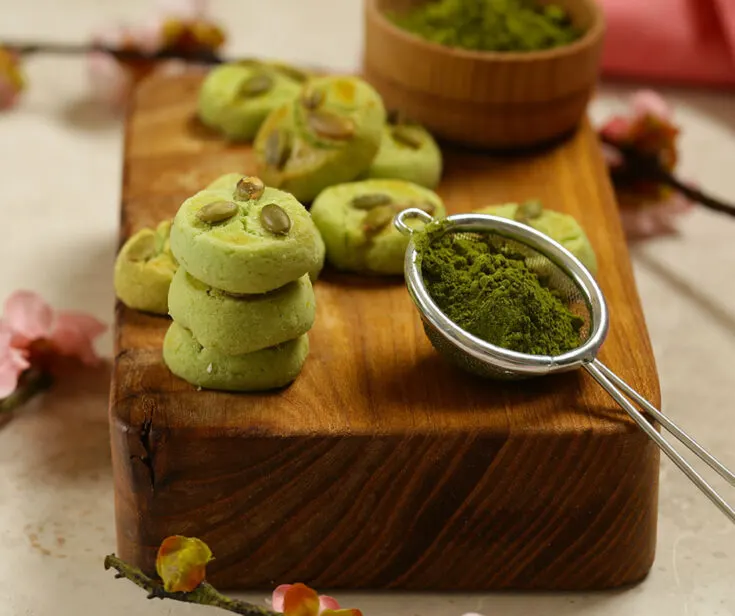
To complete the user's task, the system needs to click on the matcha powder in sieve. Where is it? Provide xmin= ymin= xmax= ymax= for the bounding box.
xmin=390 ymin=0 xmax=583 ymax=53
xmin=416 ymin=222 xmax=584 ymax=356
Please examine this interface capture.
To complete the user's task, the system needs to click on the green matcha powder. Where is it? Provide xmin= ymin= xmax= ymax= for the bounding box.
xmin=417 ymin=225 xmax=583 ymax=356
xmin=391 ymin=0 xmax=582 ymax=53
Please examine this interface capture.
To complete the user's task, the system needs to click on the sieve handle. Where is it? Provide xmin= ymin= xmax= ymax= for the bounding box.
xmin=585 ymin=359 xmax=735 ymax=525
xmin=394 ymin=208 xmax=435 ymax=237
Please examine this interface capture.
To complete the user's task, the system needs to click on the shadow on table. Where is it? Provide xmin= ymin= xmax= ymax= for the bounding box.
xmin=11 ymin=361 xmax=113 ymax=483
xmin=58 ymin=96 xmax=122 ymax=132
xmin=632 ymin=248 xmax=735 ymax=336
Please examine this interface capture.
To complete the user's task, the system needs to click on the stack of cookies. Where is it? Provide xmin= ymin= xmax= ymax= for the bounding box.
xmin=163 ymin=173 xmax=324 ymax=392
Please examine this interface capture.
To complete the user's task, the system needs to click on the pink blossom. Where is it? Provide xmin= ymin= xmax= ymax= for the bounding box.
xmin=599 ymin=116 xmax=632 ymax=143
xmin=0 ymin=291 xmax=107 ymax=393
xmin=600 ymin=90 xmax=675 ymax=147
xmin=87 ymin=51 xmax=134 ymax=109
xmin=631 ymin=89 xmax=671 ymax=122
xmin=87 ymin=0 xmax=224 ymax=107
xmin=49 ymin=312 xmax=107 ymax=366
xmin=3 ymin=290 xmax=54 ymax=344
xmin=598 ymin=89 xmax=692 ymax=239
xmin=0 ymin=324 xmax=30 ymax=398
xmin=272 ymin=584 xmax=341 ymax=614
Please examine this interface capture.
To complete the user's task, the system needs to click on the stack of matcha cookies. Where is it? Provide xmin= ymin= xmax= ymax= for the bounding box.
xmin=163 ymin=173 xmax=323 ymax=392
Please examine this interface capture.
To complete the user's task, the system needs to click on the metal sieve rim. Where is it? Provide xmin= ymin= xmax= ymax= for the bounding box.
xmin=397 ymin=210 xmax=610 ymax=376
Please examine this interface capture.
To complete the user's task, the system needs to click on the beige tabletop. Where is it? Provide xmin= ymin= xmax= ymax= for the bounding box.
xmin=0 ymin=1 xmax=734 ymax=615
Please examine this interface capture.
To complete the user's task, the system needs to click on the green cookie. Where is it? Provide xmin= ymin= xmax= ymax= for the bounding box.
xmin=198 ymin=62 xmax=304 ymax=141
xmin=170 ymin=173 xmax=323 ymax=294
xmin=475 ymin=201 xmax=598 ymax=275
xmin=163 ymin=322 xmax=309 ymax=392
xmin=365 ymin=118 xmax=442 ymax=189
xmin=310 ymin=231 xmax=326 ymax=282
xmin=254 ymin=76 xmax=386 ymax=202
xmin=310 ymin=179 xmax=446 ymax=275
xmin=168 ymin=269 xmax=316 ymax=355
xmin=114 ymin=221 xmax=178 ymax=315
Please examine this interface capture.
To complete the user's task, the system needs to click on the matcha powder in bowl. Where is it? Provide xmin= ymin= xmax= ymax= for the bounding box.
xmin=392 ymin=207 xmax=735 ymax=525
xmin=390 ymin=0 xmax=583 ymax=52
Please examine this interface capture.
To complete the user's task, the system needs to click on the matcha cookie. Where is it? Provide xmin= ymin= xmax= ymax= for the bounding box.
xmin=170 ymin=173 xmax=323 ymax=294
xmin=163 ymin=322 xmax=309 ymax=392
xmin=254 ymin=76 xmax=386 ymax=202
xmin=168 ymin=269 xmax=316 ymax=355
xmin=310 ymin=231 xmax=326 ymax=282
xmin=198 ymin=62 xmax=304 ymax=141
xmin=114 ymin=220 xmax=178 ymax=314
xmin=365 ymin=113 xmax=442 ymax=188
xmin=310 ymin=179 xmax=446 ymax=275
xmin=476 ymin=201 xmax=598 ymax=274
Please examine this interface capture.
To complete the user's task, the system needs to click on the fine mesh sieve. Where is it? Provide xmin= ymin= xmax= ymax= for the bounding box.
xmin=395 ymin=208 xmax=735 ymax=524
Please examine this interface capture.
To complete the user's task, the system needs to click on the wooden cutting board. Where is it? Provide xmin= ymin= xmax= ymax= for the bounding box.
xmin=110 ymin=73 xmax=661 ymax=591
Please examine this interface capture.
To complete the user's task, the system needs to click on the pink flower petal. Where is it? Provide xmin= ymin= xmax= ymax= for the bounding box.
xmin=136 ymin=17 xmax=166 ymax=53
xmin=271 ymin=584 xmax=291 ymax=612
xmin=3 ymin=290 xmax=54 ymax=342
xmin=600 ymin=142 xmax=624 ymax=168
xmin=87 ymin=51 xmax=133 ymax=108
xmin=0 ymin=326 xmax=29 ymax=399
xmin=631 ymin=90 xmax=672 ymax=122
xmin=319 ymin=595 xmax=341 ymax=611
xmin=600 ymin=116 xmax=632 ymax=143
xmin=50 ymin=312 xmax=107 ymax=366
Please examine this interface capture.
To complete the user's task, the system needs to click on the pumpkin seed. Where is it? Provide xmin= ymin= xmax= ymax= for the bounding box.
xmin=235 ymin=176 xmax=265 ymax=201
xmin=391 ymin=125 xmax=422 ymax=149
xmin=362 ymin=205 xmax=395 ymax=235
xmin=307 ymin=110 xmax=355 ymax=140
xmin=264 ymin=129 xmax=291 ymax=170
xmin=239 ymin=72 xmax=274 ymax=97
xmin=386 ymin=108 xmax=408 ymax=125
xmin=274 ymin=63 xmax=310 ymax=83
xmin=301 ymin=88 xmax=325 ymax=110
xmin=351 ymin=193 xmax=392 ymax=210
xmin=126 ymin=233 xmax=156 ymax=262
xmin=236 ymin=58 xmax=261 ymax=67
xmin=260 ymin=203 xmax=291 ymax=235
xmin=514 ymin=200 xmax=543 ymax=224
xmin=196 ymin=200 xmax=239 ymax=224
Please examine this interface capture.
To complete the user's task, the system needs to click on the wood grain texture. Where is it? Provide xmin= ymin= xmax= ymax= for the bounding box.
xmin=111 ymin=74 xmax=660 ymax=591
xmin=363 ymin=0 xmax=605 ymax=148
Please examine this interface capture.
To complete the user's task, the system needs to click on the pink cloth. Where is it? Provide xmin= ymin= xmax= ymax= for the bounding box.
xmin=600 ymin=0 xmax=735 ymax=87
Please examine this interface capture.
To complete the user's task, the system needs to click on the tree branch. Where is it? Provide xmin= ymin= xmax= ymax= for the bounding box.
xmin=104 ymin=554 xmax=280 ymax=616
xmin=7 ymin=41 xmax=223 ymax=65
xmin=600 ymin=135 xmax=735 ymax=218
xmin=0 ymin=368 xmax=53 ymax=414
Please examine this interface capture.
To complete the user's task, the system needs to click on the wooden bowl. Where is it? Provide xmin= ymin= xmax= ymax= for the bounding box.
xmin=363 ymin=0 xmax=605 ymax=149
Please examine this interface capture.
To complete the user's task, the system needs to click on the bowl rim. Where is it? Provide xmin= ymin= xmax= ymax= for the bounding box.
xmin=366 ymin=0 xmax=605 ymax=62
